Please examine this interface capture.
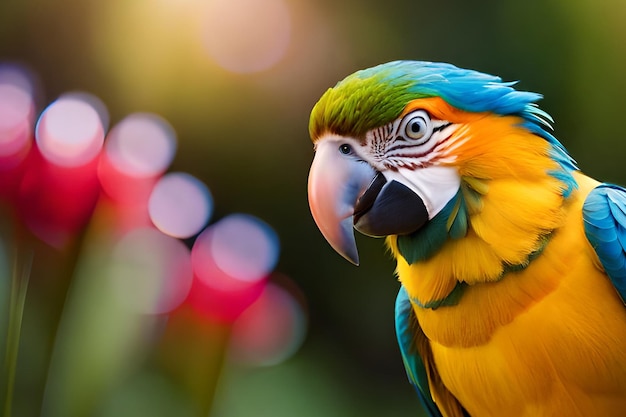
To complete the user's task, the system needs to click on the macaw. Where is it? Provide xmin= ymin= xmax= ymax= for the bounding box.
xmin=306 ymin=61 xmax=626 ymax=417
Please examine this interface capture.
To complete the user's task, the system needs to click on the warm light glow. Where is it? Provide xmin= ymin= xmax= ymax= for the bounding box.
xmin=105 ymin=113 xmax=176 ymax=178
xmin=202 ymin=0 xmax=292 ymax=73
xmin=35 ymin=94 xmax=106 ymax=167
xmin=230 ymin=281 xmax=307 ymax=367
xmin=148 ymin=172 xmax=213 ymax=239
xmin=108 ymin=228 xmax=193 ymax=314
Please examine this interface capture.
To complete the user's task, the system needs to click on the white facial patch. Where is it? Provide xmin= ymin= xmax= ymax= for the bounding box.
xmin=382 ymin=165 xmax=461 ymax=219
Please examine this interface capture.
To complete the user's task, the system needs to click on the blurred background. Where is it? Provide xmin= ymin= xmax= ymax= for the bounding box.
xmin=1 ymin=0 xmax=626 ymax=416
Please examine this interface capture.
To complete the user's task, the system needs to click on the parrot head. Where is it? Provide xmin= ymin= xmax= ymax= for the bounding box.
xmin=307 ymin=61 xmax=576 ymax=265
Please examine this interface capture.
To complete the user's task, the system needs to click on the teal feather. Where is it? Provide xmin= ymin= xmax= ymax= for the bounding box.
xmin=410 ymin=282 xmax=468 ymax=310
xmin=501 ymin=234 xmax=551 ymax=274
xmin=395 ymin=286 xmax=445 ymax=417
xmin=517 ymin=120 xmax=577 ymax=195
xmin=448 ymin=189 xmax=471 ymax=239
xmin=397 ymin=191 xmax=463 ymax=264
xmin=397 ymin=187 xmax=472 ymax=264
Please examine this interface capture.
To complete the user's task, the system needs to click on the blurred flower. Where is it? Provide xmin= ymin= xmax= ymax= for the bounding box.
xmin=17 ymin=91 xmax=107 ymax=248
xmin=229 ymin=277 xmax=308 ymax=367
xmin=0 ymin=64 xmax=36 ymax=204
xmin=97 ymin=113 xmax=177 ymax=234
xmin=0 ymin=60 xmax=306 ymax=417
xmin=17 ymin=147 xmax=101 ymax=248
xmin=187 ymin=213 xmax=280 ymax=322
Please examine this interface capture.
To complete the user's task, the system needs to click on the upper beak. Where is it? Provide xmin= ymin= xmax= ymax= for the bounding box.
xmin=307 ymin=139 xmax=429 ymax=265
xmin=307 ymin=140 xmax=375 ymax=265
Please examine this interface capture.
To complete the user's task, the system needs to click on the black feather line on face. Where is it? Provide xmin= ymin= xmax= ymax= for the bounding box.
xmin=433 ymin=122 xmax=452 ymax=133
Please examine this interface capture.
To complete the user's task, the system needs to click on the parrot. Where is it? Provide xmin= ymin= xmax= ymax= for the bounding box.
xmin=306 ymin=60 xmax=626 ymax=417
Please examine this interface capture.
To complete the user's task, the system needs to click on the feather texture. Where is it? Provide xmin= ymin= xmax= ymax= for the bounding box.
xmin=313 ymin=61 xmax=540 ymax=138
xmin=402 ymin=173 xmax=626 ymax=417
xmin=395 ymin=286 xmax=443 ymax=417
xmin=388 ymin=109 xmax=572 ymax=306
xmin=583 ymin=184 xmax=626 ymax=301
xmin=395 ymin=286 xmax=468 ymax=417
xmin=308 ymin=61 xmax=626 ymax=417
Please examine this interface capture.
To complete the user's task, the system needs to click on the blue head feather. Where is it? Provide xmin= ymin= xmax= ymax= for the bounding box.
xmin=312 ymin=60 xmax=578 ymax=189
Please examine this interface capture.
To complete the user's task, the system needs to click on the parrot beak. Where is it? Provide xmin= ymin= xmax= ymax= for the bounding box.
xmin=308 ymin=140 xmax=375 ymax=265
xmin=308 ymin=138 xmax=429 ymax=265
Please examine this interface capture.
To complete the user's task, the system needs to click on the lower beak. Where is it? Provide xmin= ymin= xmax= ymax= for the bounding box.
xmin=308 ymin=140 xmax=429 ymax=265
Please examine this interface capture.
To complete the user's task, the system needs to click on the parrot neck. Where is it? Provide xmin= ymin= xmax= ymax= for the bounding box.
xmin=403 ymin=232 xmax=553 ymax=310
xmin=387 ymin=164 xmax=576 ymax=309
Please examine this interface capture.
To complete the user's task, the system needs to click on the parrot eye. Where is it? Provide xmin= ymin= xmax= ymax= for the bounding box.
xmin=401 ymin=110 xmax=433 ymax=144
xmin=339 ymin=144 xmax=353 ymax=155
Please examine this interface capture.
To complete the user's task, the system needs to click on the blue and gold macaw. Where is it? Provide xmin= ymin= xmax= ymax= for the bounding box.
xmin=307 ymin=61 xmax=626 ymax=417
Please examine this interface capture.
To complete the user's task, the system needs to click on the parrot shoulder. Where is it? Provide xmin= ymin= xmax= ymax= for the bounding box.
xmin=395 ymin=286 xmax=469 ymax=417
xmin=583 ymin=182 xmax=626 ymax=303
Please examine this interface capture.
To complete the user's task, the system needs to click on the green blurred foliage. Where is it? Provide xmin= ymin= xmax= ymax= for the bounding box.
xmin=1 ymin=0 xmax=626 ymax=416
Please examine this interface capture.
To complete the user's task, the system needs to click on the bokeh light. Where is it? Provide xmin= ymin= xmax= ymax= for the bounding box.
xmin=98 ymin=113 xmax=176 ymax=204
xmin=187 ymin=214 xmax=280 ymax=321
xmin=35 ymin=93 xmax=106 ymax=167
xmin=108 ymin=228 xmax=193 ymax=315
xmin=204 ymin=214 xmax=280 ymax=285
xmin=62 ymin=91 xmax=110 ymax=132
xmin=0 ymin=64 xmax=35 ymax=166
xmin=229 ymin=281 xmax=307 ymax=367
xmin=148 ymin=172 xmax=213 ymax=239
xmin=105 ymin=113 xmax=176 ymax=178
xmin=202 ymin=0 xmax=292 ymax=73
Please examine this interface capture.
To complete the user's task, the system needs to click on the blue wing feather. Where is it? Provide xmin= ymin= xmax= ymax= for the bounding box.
xmin=607 ymin=195 xmax=626 ymax=251
xmin=608 ymin=196 xmax=626 ymax=225
xmin=395 ymin=286 xmax=443 ymax=417
xmin=583 ymin=184 xmax=626 ymax=301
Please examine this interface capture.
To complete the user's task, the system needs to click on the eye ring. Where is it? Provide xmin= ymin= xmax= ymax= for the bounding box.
xmin=401 ymin=110 xmax=433 ymax=145
xmin=339 ymin=143 xmax=352 ymax=155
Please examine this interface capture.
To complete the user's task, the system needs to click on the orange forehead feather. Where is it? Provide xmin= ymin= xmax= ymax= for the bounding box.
xmin=401 ymin=97 xmax=486 ymax=124
xmin=403 ymin=98 xmax=557 ymax=180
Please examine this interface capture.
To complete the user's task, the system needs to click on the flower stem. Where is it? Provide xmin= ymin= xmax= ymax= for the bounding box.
xmin=3 ymin=246 xmax=33 ymax=417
